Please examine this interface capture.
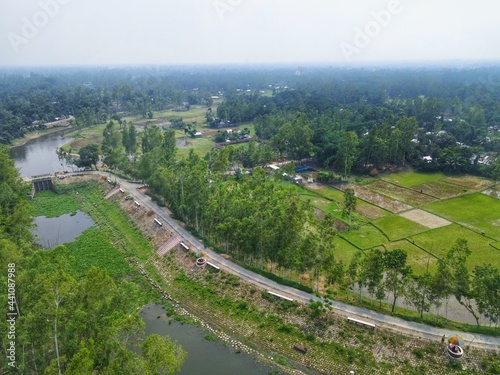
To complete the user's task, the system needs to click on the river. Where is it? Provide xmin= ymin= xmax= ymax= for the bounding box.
xmin=10 ymin=129 xmax=75 ymax=178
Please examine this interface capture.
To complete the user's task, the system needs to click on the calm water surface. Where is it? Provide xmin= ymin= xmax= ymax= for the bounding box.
xmin=10 ymin=130 xmax=74 ymax=177
xmin=141 ymin=304 xmax=278 ymax=375
xmin=33 ymin=211 xmax=94 ymax=249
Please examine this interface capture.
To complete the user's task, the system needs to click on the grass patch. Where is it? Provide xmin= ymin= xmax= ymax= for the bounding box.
xmin=176 ymin=136 xmax=215 ymax=158
xmin=492 ymin=242 xmax=500 ymax=251
xmin=381 ymin=171 xmax=446 ymax=187
xmin=33 ymin=190 xmax=79 ymax=218
xmin=57 ymin=180 xmax=154 ymax=261
xmin=409 ymin=224 xmax=500 ymax=269
xmin=339 ymin=223 xmax=388 ymax=250
xmin=333 ymin=237 xmax=362 ymax=264
xmin=423 ymin=193 xmax=500 ymax=240
xmin=65 ymin=226 xmax=131 ymax=278
xmin=314 ymin=184 xmax=391 ymax=219
xmin=372 ymin=216 xmax=428 ymax=241
xmin=382 ymin=240 xmax=438 ymax=275
xmin=63 ymin=124 xmax=106 ymax=153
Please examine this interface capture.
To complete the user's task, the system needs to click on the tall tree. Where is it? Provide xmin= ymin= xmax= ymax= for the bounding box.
xmin=473 ymin=264 xmax=500 ymax=326
xmin=141 ymin=334 xmax=186 ymax=375
xmin=383 ymin=249 xmax=411 ymax=313
xmin=342 ymin=188 xmax=357 ymax=226
xmin=77 ymin=144 xmax=99 ymax=170
xmin=334 ymin=131 xmax=359 ymax=179
xmin=446 ymin=238 xmax=480 ymax=327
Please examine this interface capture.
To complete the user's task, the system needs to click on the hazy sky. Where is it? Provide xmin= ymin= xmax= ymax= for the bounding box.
xmin=1 ymin=0 xmax=498 ymax=67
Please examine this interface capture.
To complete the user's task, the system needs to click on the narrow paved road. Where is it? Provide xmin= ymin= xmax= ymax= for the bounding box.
xmin=87 ymin=172 xmax=500 ymax=350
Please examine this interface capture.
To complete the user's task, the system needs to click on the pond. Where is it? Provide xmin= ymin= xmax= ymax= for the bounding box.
xmin=140 ymin=304 xmax=278 ymax=375
xmin=33 ymin=210 xmax=95 ymax=249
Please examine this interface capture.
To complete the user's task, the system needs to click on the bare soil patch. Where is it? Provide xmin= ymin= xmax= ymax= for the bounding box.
xmin=442 ymin=175 xmax=494 ymax=190
xmin=367 ymin=180 xmax=437 ymax=206
xmin=400 ymin=209 xmax=452 ymax=229
xmin=356 ymin=204 xmax=385 ymax=219
xmin=337 ymin=183 xmax=412 ymax=213
xmin=411 ymin=181 xmax=467 ymax=199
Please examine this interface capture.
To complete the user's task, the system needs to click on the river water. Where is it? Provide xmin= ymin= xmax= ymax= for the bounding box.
xmin=10 ymin=129 xmax=75 ymax=178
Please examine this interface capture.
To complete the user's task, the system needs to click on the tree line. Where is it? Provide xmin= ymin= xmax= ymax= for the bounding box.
xmin=0 ymin=146 xmax=186 ymax=374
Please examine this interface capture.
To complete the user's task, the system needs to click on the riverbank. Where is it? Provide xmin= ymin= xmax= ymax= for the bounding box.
xmin=50 ymin=175 xmax=500 ymax=374
xmin=11 ymin=125 xmax=75 ymax=147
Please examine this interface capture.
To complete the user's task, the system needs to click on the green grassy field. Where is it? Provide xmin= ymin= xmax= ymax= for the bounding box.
xmin=372 ymin=216 xmax=429 ymax=241
xmin=409 ymin=224 xmax=500 ymax=269
xmin=65 ymin=226 xmax=131 ymax=278
xmin=63 ymin=124 xmax=106 ymax=153
xmin=381 ymin=171 xmax=446 ymax=187
xmin=423 ymin=193 xmax=500 ymax=240
xmin=381 ymin=240 xmax=439 ymax=275
xmin=32 ymin=190 xmax=79 ymax=218
xmin=333 ymin=237 xmax=362 ymax=264
xmin=339 ymin=223 xmax=388 ymax=250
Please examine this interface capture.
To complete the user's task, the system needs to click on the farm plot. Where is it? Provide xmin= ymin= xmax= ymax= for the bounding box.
xmin=423 ymin=193 xmax=500 ymax=240
xmin=332 ymin=237 xmax=361 ymax=264
xmin=442 ymin=175 xmax=494 ymax=190
xmin=483 ymin=188 xmax=500 ymax=199
xmin=409 ymin=224 xmax=500 ymax=270
xmin=308 ymin=184 xmax=390 ymax=219
xmin=381 ymin=240 xmax=438 ymax=275
xmin=400 ymin=209 xmax=451 ymax=229
xmin=335 ymin=183 xmax=412 ymax=213
xmin=381 ymin=171 xmax=446 ymax=187
xmin=410 ymin=180 xmax=467 ymax=199
xmin=339 ymin=223 xmax=388 ymax=250
xmin=364 ymin=180 xmax=436 ymax=207
xmin=372 ymin=216 xmax=429 ymax=241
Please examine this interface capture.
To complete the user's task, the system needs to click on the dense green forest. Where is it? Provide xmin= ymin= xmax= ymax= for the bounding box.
xmin=1 ymin=65 xmax=500 ymax=178
xmin=0 ymin=145 xmax=185 ymax=374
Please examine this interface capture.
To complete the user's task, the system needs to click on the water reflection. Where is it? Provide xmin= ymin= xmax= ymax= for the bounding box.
xmin=10 ymin=130 xmax=75 ymax=178
xmin=33 ymin=211 xmax=94 ymax=249
xmin=141 ymin=304 xmax=277 ymax=375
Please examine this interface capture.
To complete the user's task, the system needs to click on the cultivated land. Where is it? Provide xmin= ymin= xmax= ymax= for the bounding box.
xmin=33 ymin=176 xmax=500 ymax=374
xmin=295 ymin=172 xmax=500 ymax=278
xmin=47 ymin=113 xmax=499 ymax=287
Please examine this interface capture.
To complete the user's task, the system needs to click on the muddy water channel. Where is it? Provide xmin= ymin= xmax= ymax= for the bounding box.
xmin=140 ymin=304 xmax=277 ymax=375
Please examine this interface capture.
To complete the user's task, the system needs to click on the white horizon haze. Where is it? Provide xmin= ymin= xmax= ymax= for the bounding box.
xmin=1 ymin=0 xmax=499 ymax=67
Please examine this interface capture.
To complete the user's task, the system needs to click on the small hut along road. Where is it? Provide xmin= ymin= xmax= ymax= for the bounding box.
xmin=85 ymin=171 xmax=500 ymax=351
